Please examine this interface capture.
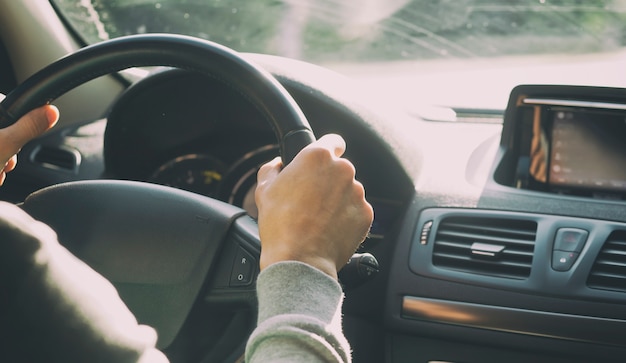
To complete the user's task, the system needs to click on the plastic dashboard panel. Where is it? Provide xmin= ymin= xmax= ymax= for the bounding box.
xmin=410 ymin=208 xmax=626 ymax=303
xmin=404 ymin=207 xmax=626 ymax=346
xmin=385 ymin=202 xmax=626 ymax=362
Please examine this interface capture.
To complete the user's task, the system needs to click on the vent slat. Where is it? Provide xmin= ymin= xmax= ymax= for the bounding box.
xmin=436 ymin=231 xmax=535 ymax=248
xmin=588 ymin=230 xmax=626 ymax=293
xmin=432 ymin=216 xmax=537 ymax=280
xmin=589 ymin=271 xmax=626 ymax=280
xmin=598 ymin=249 xmax=626 ymax=257
xmin=592 ymin=259 xmax=626 ymax=268
xmin=435 ymin=240 xmax=534 ymax=258
xmin=440 ymin=221 xmax=536 ymax=239
xmin=433 ymin=253 xmax=532 ymax=268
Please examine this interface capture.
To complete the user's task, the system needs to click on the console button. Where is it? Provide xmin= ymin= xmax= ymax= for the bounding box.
xmin=230 ymin=247 xmax=256 ymax=287
xmin=552 ymin=251 xmax=579 ymax=271
xmin=553 ymin=228 xmax=588 ymax=253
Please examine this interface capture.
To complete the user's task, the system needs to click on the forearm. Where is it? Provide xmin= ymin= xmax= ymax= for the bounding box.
xmin=245 ymin=261 xmax=351 ymax=363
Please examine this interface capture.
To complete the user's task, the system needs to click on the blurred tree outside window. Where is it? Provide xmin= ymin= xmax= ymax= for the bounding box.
xmin=53 ymin=0 xmax=626 ymax=63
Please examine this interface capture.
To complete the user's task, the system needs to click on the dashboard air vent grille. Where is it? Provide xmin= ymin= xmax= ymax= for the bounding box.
xmin=31 ymin=146 xmax=80 ymax=172
xmin=432 ymin=216 xmax=537 ymax=279
xmin=587 ymin=230 xmax=626 ymax=293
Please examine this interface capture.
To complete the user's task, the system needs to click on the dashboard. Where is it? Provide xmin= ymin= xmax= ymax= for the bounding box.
xmin=385 ymin=84 xmax=626 ymax=363
xmin=3 ymin=54 xmax=626 ymax=363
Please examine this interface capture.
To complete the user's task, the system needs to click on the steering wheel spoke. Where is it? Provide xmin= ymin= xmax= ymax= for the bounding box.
xmin=204 ymin=216 xmax=261 ymax=306
xmin=20 ymin=180 xmax=248 ymax=347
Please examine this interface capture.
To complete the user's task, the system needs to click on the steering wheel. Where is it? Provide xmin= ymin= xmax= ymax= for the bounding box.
xmin=0 ymin=34 xmax=315 ymax=359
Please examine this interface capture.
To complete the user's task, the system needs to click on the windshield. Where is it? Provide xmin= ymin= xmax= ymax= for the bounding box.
xmin=53 ymin=0 xmax=626 ymax=110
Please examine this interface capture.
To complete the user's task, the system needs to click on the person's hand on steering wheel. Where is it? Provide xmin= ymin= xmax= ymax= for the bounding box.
xmin=255 ymin=133 xmax=374 ymax=279
xmin=0 ymin=94 xmax=59 ymax=185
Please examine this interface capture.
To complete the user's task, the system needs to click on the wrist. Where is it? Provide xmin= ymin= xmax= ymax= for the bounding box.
xmin=260 ymin=252 xmax=339 ymax=280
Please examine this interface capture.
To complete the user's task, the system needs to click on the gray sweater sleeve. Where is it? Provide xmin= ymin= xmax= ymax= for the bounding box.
xmin=0 ymin=202 xmax=168 ymax=363
xmin=245 ymin=261 xmax=351 ymax=363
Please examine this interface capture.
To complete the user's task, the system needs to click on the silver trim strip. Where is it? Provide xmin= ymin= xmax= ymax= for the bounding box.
xmin=402 ymin=296 xmax=626 ymax=347
xmin=522 ymin=98 xmax=626 ymax=111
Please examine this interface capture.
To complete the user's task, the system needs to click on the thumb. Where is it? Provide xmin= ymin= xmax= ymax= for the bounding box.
xmin=0 ymin=105 xmax=59 ymax=161
xmin=311 ymin=133 xmax=346 ymax=158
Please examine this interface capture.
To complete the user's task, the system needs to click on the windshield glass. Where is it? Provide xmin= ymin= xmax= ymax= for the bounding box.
xmin=53 ymin=0 xmax=626 ymax=110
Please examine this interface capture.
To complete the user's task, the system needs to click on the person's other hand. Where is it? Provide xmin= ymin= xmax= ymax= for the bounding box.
xmin=0 ymin=100 xmax=59 ymax=185
xmin=255 ymin=134 xmax=374 ymax=279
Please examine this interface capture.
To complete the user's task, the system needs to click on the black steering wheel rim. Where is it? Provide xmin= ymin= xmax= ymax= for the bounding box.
xmin=0 ymin=33 xmax=315 ymax=165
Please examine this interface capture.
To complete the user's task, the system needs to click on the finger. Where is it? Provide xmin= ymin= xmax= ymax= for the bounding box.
xmin=4 ymin=155 xmax=17 ymax=173
xmin=311 ymin=133 xmax=346 ymax=158
xmin=255 ymin=157 xmax=282 ymax=209
xmin=0 ymin=105 xmax=59 ymax=161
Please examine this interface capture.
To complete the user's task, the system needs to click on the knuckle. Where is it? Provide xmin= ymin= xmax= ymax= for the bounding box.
xmin=301 ymin=144 xmax=334 ymax=161
xmin=336 ymin=158 xmax=356 ymax=176
xmin=352 ymin=180 xmax=366 ymax=198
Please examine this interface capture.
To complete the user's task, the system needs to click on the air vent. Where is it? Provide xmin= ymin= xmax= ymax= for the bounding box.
xmin=587 ymin=230 xmax=626 ymax=293
xmin=432 ymin=216 xmax=537 ymax=279
xmin=31 ymin=145 xmax=80 ymax=172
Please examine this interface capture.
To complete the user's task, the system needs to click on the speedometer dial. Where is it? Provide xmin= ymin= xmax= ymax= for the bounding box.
xmin=150 ymin=154 xmax=226 ymax=197
xmin=218 ymin=145 xmax=279 ymax=219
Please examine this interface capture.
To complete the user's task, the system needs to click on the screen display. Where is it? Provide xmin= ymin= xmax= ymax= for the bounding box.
xmin=549 ymin=108 xmax=626 ymax=192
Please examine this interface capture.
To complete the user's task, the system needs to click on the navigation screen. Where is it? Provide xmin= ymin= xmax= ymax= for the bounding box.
xmin=549 ymin=109 xmax=626 ymax=192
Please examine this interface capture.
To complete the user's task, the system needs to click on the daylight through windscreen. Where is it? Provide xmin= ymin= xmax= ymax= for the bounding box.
xmin=54 ymin=0 xmax=626 ymax=64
